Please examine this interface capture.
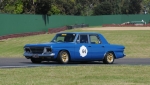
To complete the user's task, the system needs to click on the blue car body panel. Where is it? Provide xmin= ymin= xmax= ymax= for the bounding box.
xmin=23 ymin=32 xmax=125 ymax=62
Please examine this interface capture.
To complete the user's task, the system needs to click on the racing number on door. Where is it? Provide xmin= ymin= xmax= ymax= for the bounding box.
xmin=79 ymin=45 xmax=88 ymax=57
xmin=82 ymin=49 xmax=86 ymax=53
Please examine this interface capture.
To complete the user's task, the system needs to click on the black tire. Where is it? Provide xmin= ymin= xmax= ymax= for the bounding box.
xmin=80 ymin=61 xmax=88 ymax=64
xmin=57 ymin=50 xmax=70 ymax=64
xmin=103 ymin=52 xmax=114 ymax=64
xmin=31 ymin=58 xmax=42 ymax=63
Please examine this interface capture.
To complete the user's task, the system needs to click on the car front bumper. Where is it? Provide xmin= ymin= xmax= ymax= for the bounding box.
xmin=24 ymin=52 xmax=55 ymax=59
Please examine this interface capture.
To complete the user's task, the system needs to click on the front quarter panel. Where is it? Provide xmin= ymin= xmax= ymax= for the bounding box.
xmin=51 ymin=43 xmax=75 ymax=60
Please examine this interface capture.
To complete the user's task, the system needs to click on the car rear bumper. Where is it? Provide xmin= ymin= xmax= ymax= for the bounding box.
xmin=124 ymin=54 xmax=126 ymax=57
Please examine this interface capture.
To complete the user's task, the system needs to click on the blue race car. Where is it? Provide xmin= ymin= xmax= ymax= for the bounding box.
xmin=24 ymin=32 xmax=125 ymax=64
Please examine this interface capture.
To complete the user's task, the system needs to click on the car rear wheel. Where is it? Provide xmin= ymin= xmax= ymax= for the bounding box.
xmin=103 ymin=52 xmax=114 ymax=64
xmin=57 ymin=51 xmax=70 ymax=64
xmin=31 ymin=58 xmax=42 ymax=63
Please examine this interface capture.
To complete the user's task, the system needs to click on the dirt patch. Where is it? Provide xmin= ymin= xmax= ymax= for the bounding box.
xmin=81 ymin=27 xmax=150 ymax=30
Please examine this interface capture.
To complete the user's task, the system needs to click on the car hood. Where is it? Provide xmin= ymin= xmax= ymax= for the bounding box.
xmin=24 ymin=42 xmax=75 ymax=48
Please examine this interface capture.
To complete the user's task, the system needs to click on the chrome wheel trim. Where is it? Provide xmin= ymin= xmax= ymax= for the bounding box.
xmin=61 ymin=52 xmax=69 ymax=62
xmin=107 ymin=53 xmax=114 ymax=63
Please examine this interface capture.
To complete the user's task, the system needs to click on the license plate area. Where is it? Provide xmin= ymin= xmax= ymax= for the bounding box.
xmin=32 ymin=54 xmax=39 ymax=58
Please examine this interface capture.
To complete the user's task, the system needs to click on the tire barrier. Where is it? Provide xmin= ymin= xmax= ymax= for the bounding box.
xmin=67 ymin=24 xmax=89 ymax=29
xmin=48 ymin=26 xmax=67 ymax=34
xmin=102 ymin=23 xmax=150 ymax=27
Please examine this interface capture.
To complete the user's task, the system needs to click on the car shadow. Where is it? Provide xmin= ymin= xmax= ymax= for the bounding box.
xmin=20 ymin=61 xmax=118 ymax=65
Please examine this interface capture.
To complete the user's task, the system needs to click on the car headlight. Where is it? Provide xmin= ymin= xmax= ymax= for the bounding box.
xmin=47 ymin=48 xmax=52 ymax=52
xmin=24 ymin=47 xmax=31 ymax=53
xmin=43 ymin=47 xmax=52 ymax=53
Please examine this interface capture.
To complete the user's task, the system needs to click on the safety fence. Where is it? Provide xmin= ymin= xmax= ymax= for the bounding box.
xmin=0 ymin=14 xmax=150 ymax=37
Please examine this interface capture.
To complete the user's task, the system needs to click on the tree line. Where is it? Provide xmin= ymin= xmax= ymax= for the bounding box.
xmin=0 ymin=0 xmax=149 ymax=16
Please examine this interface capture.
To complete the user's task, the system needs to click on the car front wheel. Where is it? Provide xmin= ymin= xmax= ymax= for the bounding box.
xmin=103 ymin=52 xmax=114 ymax=64
xmin=57 ymin=51 xmax=70 ymax=64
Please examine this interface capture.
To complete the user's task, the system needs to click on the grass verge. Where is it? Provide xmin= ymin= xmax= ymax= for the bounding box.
xmin=0 ymin=65 xmax=150 ymax=85
xmin=0 ymin=29 xmax=150 ymax=58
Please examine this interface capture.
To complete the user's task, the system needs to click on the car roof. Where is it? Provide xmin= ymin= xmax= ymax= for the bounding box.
xmin=57 ymin=32 xmax=100 ymax=35
xmin=56 ymin=32 xmax=109 ymax=44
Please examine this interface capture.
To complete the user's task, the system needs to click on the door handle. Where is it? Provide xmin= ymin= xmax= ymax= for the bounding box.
xmin=88 ymin=46 xmax=91 ymax=47
xmin=102 ymin=46 xmax=105 ymax=47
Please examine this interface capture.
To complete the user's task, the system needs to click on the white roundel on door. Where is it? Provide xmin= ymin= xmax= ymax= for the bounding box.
xmin=79 ymin=45 xmax=88 ymax=57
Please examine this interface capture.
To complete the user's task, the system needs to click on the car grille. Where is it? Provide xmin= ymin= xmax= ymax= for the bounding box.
xmin=30 ymin=47 xmax=44 ymax=54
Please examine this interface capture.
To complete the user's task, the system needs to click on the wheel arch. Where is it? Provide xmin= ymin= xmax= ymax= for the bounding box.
xmin=57 ymin=49 xmax=71 ymax=61
xmin=104 ymin=51 xmax=116 ymax=59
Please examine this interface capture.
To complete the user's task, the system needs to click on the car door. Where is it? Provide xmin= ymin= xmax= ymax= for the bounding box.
xmin=74 ymin=34 xmax=92 ymax=61
xmin=89 ymin=34 xmax=105 ymax=60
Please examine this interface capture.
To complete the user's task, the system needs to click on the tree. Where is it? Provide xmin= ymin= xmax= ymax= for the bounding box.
xmin=128 ymin=0 xmax=142 ymax=14
xmin=49 ymin=4 xmax=60 ymax=15
xmin=121 ymin=0 xmax=130 ymax=14
xmin=0 ymin=0 xmax=23 ymax=14
xmin=35 ymin=0 xmax=51 ymax=15
xmin=22 ymin=0 xmax=34 ymax=14
xmin=75 ymin=0 xmax=93 ymax=16
xmin=110 ymin=0 xmax=122 ymax=14
xmin=54 ymin=0 xmax=77 ymax=15
xmin=93 ymin=1 xmax=112 ymax=15
xmin=142 ymin=0 xmax=150 ymax=14
xmin=0 ymin=0 xmax=144 ymax=15
xmin=22 ymin=0 xmax=51 ymax=15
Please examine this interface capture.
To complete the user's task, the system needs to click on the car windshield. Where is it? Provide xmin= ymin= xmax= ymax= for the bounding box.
xmin=52 ymin=33 xmax=76 ymax=42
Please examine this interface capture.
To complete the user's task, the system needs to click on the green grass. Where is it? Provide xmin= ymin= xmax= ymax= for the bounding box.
xmin=0 ymin=29 xmax=150 ymax=58
xmin=0 ymin=65 xmax=150 ymax=85
xmin=0 ymin=29 xmax=150 ymax=85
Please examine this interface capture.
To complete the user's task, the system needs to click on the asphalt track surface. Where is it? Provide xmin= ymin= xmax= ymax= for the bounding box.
xmin=0 ymin=58 xmax=150 ymax=68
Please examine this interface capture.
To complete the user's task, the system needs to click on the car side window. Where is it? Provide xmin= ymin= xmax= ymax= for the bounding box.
xmin=77 ymin=35 xmax=88 ymax=43
xmin=89 ymin=35 xmax=101 ymax=44
xmin=56 ymin=36 xmax=64 ymax=42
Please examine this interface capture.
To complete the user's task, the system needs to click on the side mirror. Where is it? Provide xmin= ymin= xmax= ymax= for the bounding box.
xmin=54 ymin=40 xmax=56 ymax=42
xmin=99 ymin=41 xmax=101 ymax=44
